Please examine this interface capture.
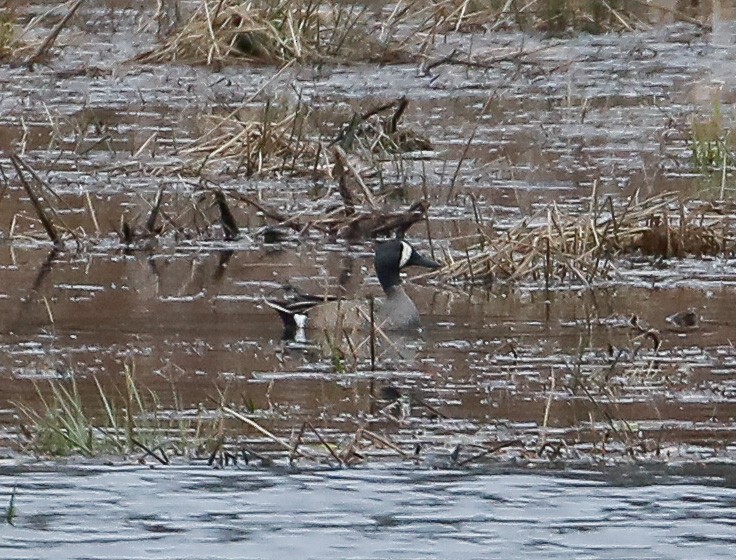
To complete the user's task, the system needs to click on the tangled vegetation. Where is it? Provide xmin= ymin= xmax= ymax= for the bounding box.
xmin=137 ymin=0 xmax=409 ymax=66
xmin=136 ymin=0 xmax=708 ymax=68
xmin=437 ymin=190 xmax=736 ymax=287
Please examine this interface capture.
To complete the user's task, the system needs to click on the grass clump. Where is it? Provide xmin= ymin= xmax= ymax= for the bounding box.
xmin=137 ymin=0 xmax=404 ymax=66
xmin=686 ymin=103 xmax=736 ymax=199
xmin=0 ymin=16 xmax=15 ymax=58
xmin=438 ymin=190 xmax=736 ymax=287
xmin=689 ymin=106 xmax=736 ymax=172
xmin=178 ymin=100 xmax=324 ymax=177
xmin=421 ymin=0 xmax=698 ymax=35
xmin=17 ymin=375 xmax=98 ymax=456
xmin=334 ymin=97 xmax=432 ymax=156
xmin=16 ymin=364 xmax=220 ymax=460
xmin=0 ymin=11 xmax=30 ymax=63
xmin=169 ymin=96 xmax=430 ymax=191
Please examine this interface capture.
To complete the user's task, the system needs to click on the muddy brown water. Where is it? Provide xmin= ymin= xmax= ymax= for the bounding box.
xmin=2 ymin=1 xmax=736 ymax=557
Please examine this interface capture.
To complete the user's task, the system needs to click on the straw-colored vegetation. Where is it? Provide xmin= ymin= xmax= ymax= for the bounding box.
xmin=424 ymin=0 xmax=654 ymax=34
xmin=171 ymin=95 xmax=430 ymax=179
xmin=136 ymin=0 xmax=705 ymax=70
xmin=0 ymin=0 xmax=86 ymax=65
xmin=137 ymin=0 xmax=408 ymax=66
xmin=179 ymin=102 xmax=323 ymax=176
xmin=438 ymin=190 xmax=736 ymax=287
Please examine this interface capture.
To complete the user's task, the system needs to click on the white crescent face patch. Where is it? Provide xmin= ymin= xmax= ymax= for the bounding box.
xmin=399 ymin=241 xmax=413 ymax=269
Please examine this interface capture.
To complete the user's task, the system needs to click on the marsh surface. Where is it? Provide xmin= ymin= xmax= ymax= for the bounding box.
xmin=2 ymin=0 xmax=736 ymax=557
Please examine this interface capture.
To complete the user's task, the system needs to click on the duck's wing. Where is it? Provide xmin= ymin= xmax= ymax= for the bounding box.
xmin=263 ymin=298 xmax=306 ymax=339
xmin=264 ymin=292 xmax=341 ymax=340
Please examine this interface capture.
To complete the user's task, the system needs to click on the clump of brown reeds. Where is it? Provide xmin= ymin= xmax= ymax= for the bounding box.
xmin=176 ymin=101 xmax=325 ymax=177
xmin=137 ymin=0 xmax=405 ymax=66
xmin=170 ymin=96 xmax=429 ymax=180
xmin=438 ymin=191 xmax=736 ymax=287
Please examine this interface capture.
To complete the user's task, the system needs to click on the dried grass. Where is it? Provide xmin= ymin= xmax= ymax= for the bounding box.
xmin=0 ymin=0 xmax=86 ymax=65
xmin=333 ymin=97 xmax=432 ymax=157
xmin=159 ymin=96 xmax=429 ymax=186
xmin=438 ymin=191 xmax=736 ymax=287
xmin=177 ymin=102 xmax=324 ymax=177
xmin=137 ymin=0 xmax=406 ymax=66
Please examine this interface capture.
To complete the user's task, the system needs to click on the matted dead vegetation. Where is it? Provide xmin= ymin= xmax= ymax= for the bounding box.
xmin=5 ymin=146 xmax=430 ymax=249
xmin=164 ymin=95 xmax=431 ymax=179
xmin=137 ymin=0 xmax=410 ymax=66
xmin=178 ymin=102 xmax=325 ymax=177
xmin=438 ymin=190 xmax=736 ymax=287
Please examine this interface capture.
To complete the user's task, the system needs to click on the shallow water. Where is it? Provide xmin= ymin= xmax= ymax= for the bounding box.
xmin=2 ymin=463 xmax=736 ymax=560
xmin=1 ymin=0 xmax=736 ymax=512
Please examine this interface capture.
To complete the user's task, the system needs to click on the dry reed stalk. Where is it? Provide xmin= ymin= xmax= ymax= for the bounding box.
xmin=305 ymin=421 xmax=343 ymax=465
xmin=222 ymin=405 xmax=317 ymax=458
xmin=9 ymin=155 xmax=63 ymax=248
xmin=360 ymin=429 xmax=408 ymax=458
xmin=438 ymin=192 xmax=736 ymax=286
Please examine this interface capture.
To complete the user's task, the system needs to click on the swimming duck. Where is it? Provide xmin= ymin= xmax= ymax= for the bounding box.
xmin=266 ymin=239 xmax=441 ymax=339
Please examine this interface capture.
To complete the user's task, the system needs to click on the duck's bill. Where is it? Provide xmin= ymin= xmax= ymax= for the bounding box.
xmin=409 ymin=251 xmax=442 ymax=270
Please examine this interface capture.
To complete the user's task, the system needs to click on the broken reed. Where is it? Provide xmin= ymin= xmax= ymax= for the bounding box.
xmin=439 ymin=192 xmax=736 ymax=287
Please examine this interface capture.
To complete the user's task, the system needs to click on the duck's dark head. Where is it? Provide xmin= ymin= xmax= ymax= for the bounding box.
xmin=374 ymin=239 xmax=441 ymax=292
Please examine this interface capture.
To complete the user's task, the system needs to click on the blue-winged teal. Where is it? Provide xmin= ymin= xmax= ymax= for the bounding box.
xmin=266 ymin=239 xmax=441 ymax=339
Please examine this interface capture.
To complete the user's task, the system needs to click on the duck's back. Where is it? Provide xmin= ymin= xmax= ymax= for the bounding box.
xmin=302 ymin=286 xmax=420 ymax=333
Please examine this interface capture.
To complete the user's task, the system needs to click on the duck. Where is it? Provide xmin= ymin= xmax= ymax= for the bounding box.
xmin=265 ymin=239 xmax=441 ymax=339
